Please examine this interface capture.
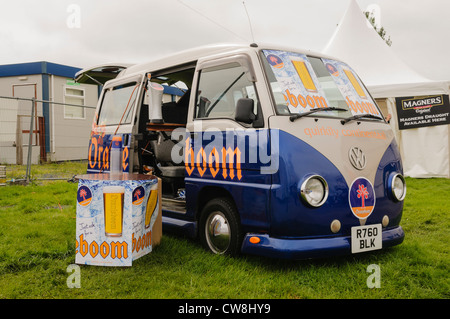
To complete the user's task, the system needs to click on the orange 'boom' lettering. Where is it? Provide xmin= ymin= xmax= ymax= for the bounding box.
xmin=185 ymin=138 xmax=242 ymax=180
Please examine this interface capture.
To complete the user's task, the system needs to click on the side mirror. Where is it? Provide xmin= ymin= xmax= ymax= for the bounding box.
xmin=235 ymin=98 xmax=256 ymax=124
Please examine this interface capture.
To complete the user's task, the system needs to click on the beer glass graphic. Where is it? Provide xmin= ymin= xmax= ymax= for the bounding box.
xmin=103 ymin=186 xmax=125 ymax=237
xmin=291 ymin=59 xmax=318 ymax=93
xmin=145 ymin=189 xmax=158 ymax=229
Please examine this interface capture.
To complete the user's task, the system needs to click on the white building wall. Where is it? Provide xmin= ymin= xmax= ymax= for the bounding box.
xmin=0 ymin=75 xmax=43 ymax=164
xmin=0 ymin=73 xmax=98 ymax=164
xmin=50 ymin=75 xmax=98 ymax=161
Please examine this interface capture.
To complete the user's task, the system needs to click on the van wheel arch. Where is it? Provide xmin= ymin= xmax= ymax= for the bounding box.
xmin=195 ymin=186 xmax=235 ymax=220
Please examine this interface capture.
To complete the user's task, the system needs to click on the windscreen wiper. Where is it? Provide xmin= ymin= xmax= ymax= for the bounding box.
xmin=340 ymin=114 xmax=384 ymax=125
xmin=289 ymin=107 xmax=348 ymax=122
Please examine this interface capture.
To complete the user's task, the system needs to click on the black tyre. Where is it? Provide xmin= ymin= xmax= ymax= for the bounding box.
xmin=199 ymin=197 xmax=242 ymax=256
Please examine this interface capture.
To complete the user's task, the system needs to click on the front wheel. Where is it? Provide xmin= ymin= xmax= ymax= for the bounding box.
xmin=199 ymin=197 xmax=242 ymax=256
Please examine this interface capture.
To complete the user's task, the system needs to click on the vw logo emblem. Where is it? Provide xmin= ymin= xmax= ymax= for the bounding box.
xmin=349 ymin=147 xmax=366 ymax=170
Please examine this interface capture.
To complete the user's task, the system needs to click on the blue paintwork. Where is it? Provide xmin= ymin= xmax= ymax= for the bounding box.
xmin=268 ymin=130 xmax=351 ymax=238
xmin=171 ymin=129 xmax=273 ymax=234
xmin=239 ymin=130 xmax=405 ymax=259
xmin=162 ymin=128 xmax=405 ymax=259
xmin=162 ymin=216 xmax=197 ymax=238
xmin=267 ymin=130 xmax=404 ymax=238
xmin=241 ymin=226 xmax=404 ymax=259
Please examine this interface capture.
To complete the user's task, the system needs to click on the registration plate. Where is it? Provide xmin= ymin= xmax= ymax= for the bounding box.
xmin=351 ymin=224 xmax=382 ymax=253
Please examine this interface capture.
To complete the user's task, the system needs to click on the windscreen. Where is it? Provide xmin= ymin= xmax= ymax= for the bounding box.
xmin=262 ymin=49 xmax=382 ymax=120
xmin=97 ymin=82 xmax=140 ymax=126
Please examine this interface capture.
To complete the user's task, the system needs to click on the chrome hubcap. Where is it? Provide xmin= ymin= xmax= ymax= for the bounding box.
xmin=205 ymin=211 xmax=230 ymax=254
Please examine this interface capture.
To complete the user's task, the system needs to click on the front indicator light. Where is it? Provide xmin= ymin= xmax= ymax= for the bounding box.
xmin=300 ymin=175 xmax=329 ymax=207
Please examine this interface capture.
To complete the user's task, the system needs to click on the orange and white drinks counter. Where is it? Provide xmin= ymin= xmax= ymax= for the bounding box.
xmin=75 ymin=173 xmax=162 ymax=266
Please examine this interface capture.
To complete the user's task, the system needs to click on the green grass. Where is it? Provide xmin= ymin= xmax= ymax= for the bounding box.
xmin=0 ymin=163 xmax=448 ymax=299
xmin=4 ymin=161 xmax=87 ymax=183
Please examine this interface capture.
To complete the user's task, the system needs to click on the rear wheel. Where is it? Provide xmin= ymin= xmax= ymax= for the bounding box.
xmin=199 ymin=197 xmax=242 ymax=256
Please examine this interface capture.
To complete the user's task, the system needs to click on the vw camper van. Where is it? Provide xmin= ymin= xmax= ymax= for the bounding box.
xmin=76 ymin=43 xmax=406 ymax=259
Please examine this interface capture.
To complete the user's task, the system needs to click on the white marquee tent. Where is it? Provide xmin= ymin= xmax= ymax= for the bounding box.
xmin=323 ymin=0 xmax=450 ymax=178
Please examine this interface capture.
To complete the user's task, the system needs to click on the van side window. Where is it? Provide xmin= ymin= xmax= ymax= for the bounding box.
xmin=195 ymin=62 xmax=258 ymax=119
xmin=97 ymin=82 xmax=139 ymax=126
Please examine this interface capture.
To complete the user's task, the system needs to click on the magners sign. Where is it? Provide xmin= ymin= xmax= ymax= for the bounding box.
xmin=395 ymin=95 xmax=450 ymax=130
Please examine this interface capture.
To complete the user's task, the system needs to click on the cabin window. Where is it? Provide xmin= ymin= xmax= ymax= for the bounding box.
xmin=64 ymin=87 xmax=85 ymax=119
xmin=97 ymin=82 xmax=139 ymax=126
xmin=195 ymin=62 xmax=258 ymax=119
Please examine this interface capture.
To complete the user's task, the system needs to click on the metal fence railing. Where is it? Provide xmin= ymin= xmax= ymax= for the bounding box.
xmin=0 ymin=95 xmax=96 ymax=184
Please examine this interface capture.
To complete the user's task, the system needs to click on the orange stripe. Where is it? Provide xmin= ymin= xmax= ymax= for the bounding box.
xmin=352 ymin=206 xmax=374 ymax=217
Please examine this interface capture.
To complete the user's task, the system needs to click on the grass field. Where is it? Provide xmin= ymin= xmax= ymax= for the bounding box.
xmin=0 ymin=162 xmax=448 ymax=299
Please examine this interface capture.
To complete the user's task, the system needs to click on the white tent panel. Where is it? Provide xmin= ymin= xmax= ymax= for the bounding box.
xmin=323 ymin=0 xmax=450 ymax=98
xmin=368 ymin=81 xmax=450 ymax=100
xmin=402 ymin=126 xmax=449 ymax=178
xmin=323 ymin=0 xmax=449 ymax=178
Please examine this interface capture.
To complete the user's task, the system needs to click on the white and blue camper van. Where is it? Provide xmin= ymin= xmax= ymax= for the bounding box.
xmin=76 ymin=43 xmax=406 ymax=259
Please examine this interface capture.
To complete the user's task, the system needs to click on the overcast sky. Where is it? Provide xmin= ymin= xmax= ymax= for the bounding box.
xmin=0 ymin=0 xmax=448 ymax=80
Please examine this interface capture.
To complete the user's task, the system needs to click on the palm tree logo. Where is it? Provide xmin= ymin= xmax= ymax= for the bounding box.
xmin=132 ymin=186 xmax=145 ymax=206
xmin=356 ymin=184 xmax=369 ymax=207
xmin=77 ymin=186 xmax=92 ymax=207
xmin=267 ymin=54 xmax=284 ymax=69
xmin=349 ymin=178 xmax=376 ymax=219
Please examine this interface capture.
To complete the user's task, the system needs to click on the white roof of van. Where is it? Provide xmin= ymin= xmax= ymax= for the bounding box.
xmin=117 ymin=43 xmax=338 ymax=79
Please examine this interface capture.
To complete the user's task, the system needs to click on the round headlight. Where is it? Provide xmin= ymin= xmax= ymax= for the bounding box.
xmin=390 ymin=173 xmax=406 ymax=201
xmin=300 ymin=175 xmax=329 ymax=207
